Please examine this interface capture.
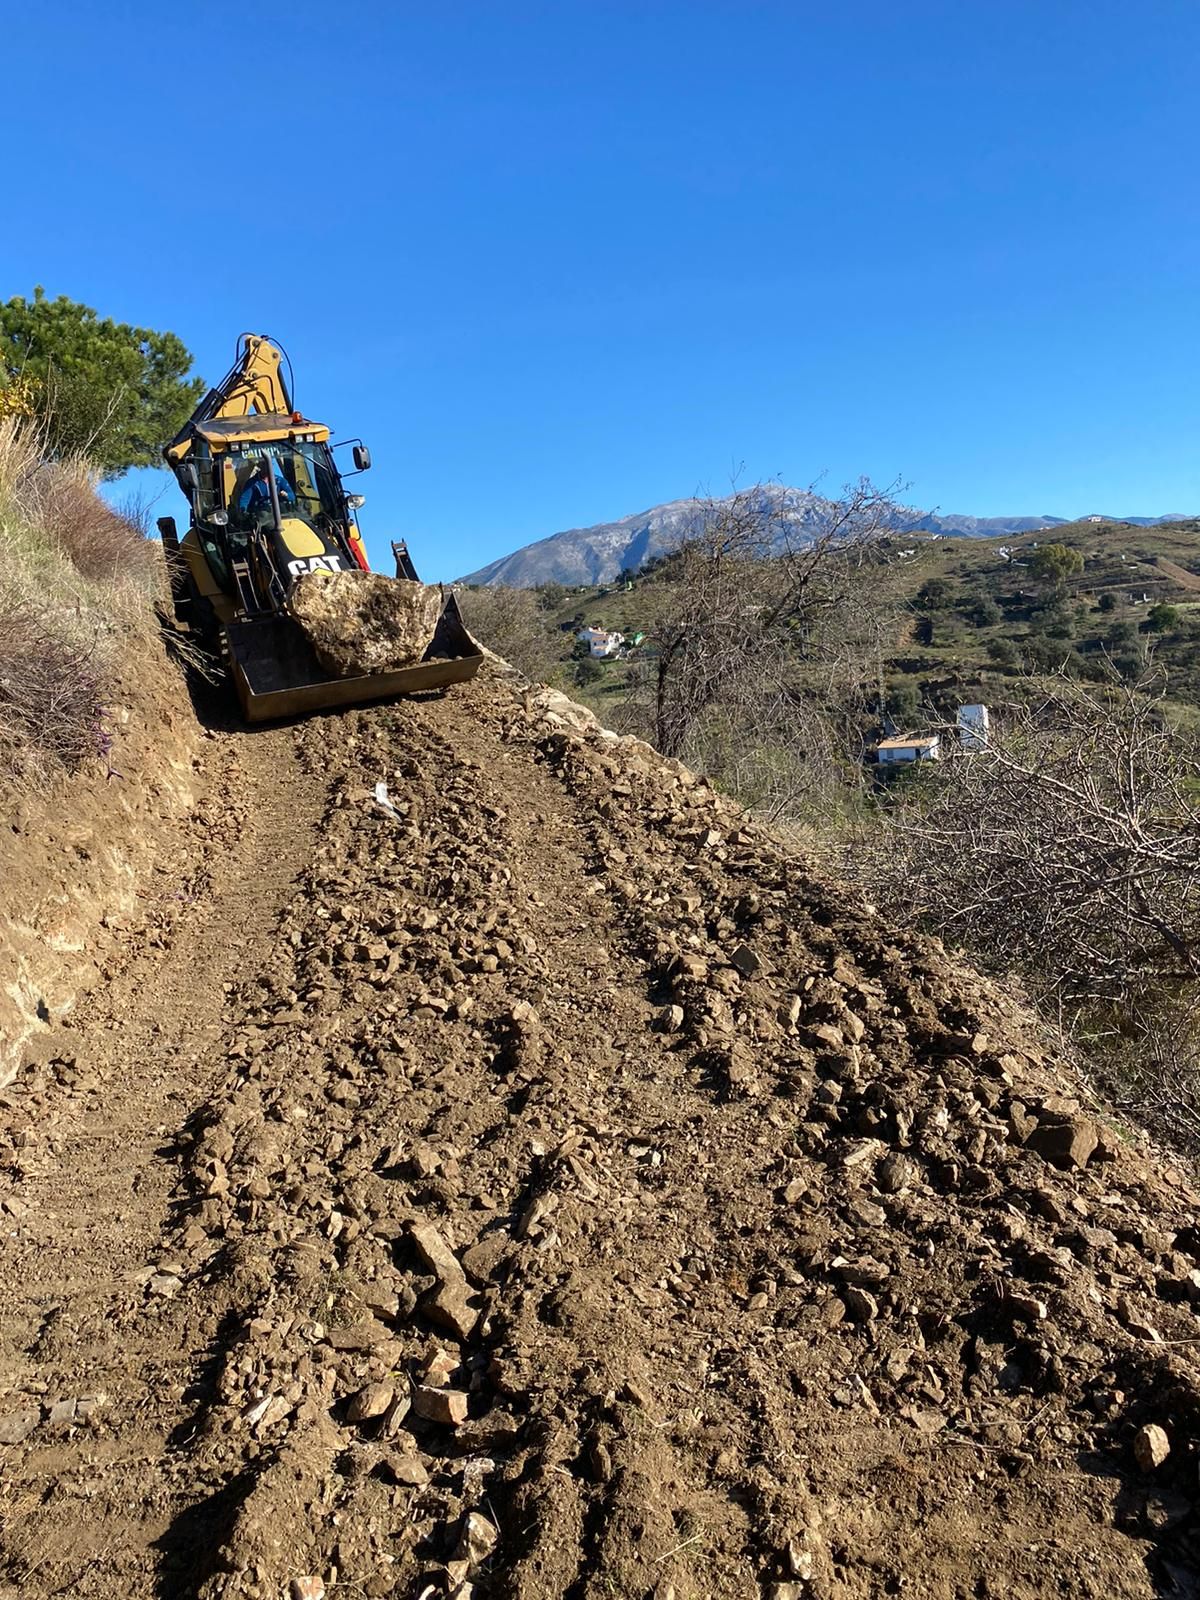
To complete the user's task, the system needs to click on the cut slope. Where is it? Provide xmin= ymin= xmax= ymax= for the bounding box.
xmin=1156 ymin=557 xmax=1200 ymax=593
xmin=2 ymin=667 xmax=1200 ymax=1600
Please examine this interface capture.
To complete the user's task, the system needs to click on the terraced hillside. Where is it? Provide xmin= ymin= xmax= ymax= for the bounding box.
xmin=523 ymin=517 xmax=1200 ymax=726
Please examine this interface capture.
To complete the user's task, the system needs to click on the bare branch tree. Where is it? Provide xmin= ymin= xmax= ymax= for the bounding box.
xmin=616 ymin=480 xmax=906 ymax=826
xmin=848 ymin=673 xmax=1200 ymax=1009
xmin=455 ymin=583 xmax=563 ymax=683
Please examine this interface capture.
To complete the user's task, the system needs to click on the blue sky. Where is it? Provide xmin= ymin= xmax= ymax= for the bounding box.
xmin=3 ymin=1 xmax=1198 ymax=579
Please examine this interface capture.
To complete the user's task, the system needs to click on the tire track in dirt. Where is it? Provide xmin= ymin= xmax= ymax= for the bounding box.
xmin=0 ymin=714 xmax=332 ymax=1597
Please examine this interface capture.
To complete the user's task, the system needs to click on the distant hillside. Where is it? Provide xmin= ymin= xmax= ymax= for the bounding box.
xmin=531 ymin=517 xmax=1200 ymax=735
xmin=460 ymin=487 xmax=1193 ymax=587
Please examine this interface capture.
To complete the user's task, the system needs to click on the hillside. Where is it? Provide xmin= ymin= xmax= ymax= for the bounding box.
xmin=510 ymin=517 xmax=1200 ymax=727
xmin=460 ymin=488 xmax=1194 ymax=588
xmin=875 ymin=517 xmax=1200 ymax=715
xmin=3 ymin=661 xmax=1200 ymax=1597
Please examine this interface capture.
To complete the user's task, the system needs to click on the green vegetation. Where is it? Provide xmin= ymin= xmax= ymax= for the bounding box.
xmin=916 ymin=576 xmax=954 ymax=609
xmin=1029 ymin=541 xmax=1085 ymax=585
xmin=1147 ymin=601 xmax=1181 ymax=633
xmin=0 ymin=288 xmax=203 ymax=477
xmin=493 ymin=515 xmax=1200 ymax=729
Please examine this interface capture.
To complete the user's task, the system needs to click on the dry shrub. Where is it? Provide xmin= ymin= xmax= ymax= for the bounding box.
xmin=0 ymin=416 xmax=154 ymax=586
xmin=0 ymin=416 xmax=155 ymax=790
xmin=457 ymin=584 xmax=562 ymax=682
xmin=1074 ymin=993 xmax=1200 ymax=1155
xmin=0 ymin=588 xmax=107 ymax=781
xmin=606 ymin=481 xmax=900 ymax=836
xmin=841 ymin=674 xmax=1200 ymax=1155
xmin=850 ymin=677 xmax=1200 ymax=1009
xmin=32 ymin=459 xmax=155 ymax=582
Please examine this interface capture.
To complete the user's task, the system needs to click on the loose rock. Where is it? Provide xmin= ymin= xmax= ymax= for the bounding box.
xmin=290 ymin=571 xmax=444 ymax=676
xmin=456 ymin=1511 xmax=499 ymax=1567
xmin=0 ymin=1407 xmax=40 ymax=1445
xmin=1134 ymin=1423 xmax=1171 ymax=1471
xmin=411 ymin=1385 xmax=469 ymax=1425
xmin=1027 ymin=1115 xmax=1099 ymax=1171
xmin=347 ymin=1381 xmax=395 ymax=1423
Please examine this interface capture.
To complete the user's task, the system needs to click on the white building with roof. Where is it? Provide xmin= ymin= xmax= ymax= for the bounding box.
xmin=577 ymin=625 xmax=625 ymax=659
xmin=957 ymin=704 xmax=990 ymax=750
xmin=876 ymin=733 xmax=941 ymax=765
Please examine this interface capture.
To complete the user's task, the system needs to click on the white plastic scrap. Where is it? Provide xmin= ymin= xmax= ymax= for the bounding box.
xmin=373 ymin=780 xmax=404 ymax=822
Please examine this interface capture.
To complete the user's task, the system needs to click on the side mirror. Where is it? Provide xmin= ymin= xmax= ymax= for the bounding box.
xmin=347 ymin=494 xmax=365 ymax=510
xmin=353 ymin=444 xmax=372 ymax=472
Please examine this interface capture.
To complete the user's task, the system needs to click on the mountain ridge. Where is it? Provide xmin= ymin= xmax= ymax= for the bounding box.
xmin=459 ymin=487 xmax=1193 ymax=586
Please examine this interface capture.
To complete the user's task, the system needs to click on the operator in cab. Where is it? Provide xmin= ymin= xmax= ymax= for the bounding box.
xmin=237 ymin=459 xmax=296 ymax=520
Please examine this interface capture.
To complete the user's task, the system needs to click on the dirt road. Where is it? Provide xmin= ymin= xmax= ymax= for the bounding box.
xmin=3 ymin=666 xmax=1200 ymax=1599
xmin=0 ymin=710 xmax=332 ymax=1594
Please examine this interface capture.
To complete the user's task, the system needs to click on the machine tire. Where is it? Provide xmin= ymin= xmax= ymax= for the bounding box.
xmin=185 ymin=579 xmax=222 ymax=647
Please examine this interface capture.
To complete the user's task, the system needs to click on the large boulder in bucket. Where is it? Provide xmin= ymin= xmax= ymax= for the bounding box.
xmin=290 ymin=570 xmax=445 ymax=677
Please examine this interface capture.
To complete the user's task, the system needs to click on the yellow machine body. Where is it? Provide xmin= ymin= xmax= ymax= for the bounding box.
xmin=161 ymin=334 xmax=483 ymax=720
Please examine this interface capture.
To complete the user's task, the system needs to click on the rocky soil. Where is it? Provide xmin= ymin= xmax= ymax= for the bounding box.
xmin=2 ymin=663 xmax=1200 ymax=1599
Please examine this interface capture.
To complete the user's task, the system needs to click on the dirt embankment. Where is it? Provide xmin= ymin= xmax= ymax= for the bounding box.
xmin=1155 ymin=557 xmax=1200 ymax=594
xmin=3 ymin=664 xmax=1200 ymax=1600
xmin=0 ymin=646 xmax=203 ymax=1088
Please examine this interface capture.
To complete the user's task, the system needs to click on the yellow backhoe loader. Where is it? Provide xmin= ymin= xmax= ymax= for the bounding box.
xmin=159 ymin=333 xmax=482 ymax=721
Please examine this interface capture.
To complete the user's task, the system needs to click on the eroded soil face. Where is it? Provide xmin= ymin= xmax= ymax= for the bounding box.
xmin=2 ymin=665 xmax=1199 ymax=1600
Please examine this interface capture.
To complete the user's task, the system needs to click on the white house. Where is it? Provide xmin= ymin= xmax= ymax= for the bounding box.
xmin=577 ymin=626 xmax=625 ymax=659
xmin=876 ymin=733 xmax=941 ymax=765
xmin=957 ymin=704 xmax=990 ymax=750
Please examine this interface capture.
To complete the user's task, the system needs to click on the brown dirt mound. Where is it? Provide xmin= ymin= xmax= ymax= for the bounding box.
xmin=1155 ymin=557 xmax=1200 ymax=593
xmin=289 ymin=571 xmax=444 ymax=676
xmin=2 ymin=666 xmax=1200 ymax=1599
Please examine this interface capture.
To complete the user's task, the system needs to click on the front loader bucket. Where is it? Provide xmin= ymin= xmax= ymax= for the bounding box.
xmin=224 ymin=595 xmax=484 ymax=723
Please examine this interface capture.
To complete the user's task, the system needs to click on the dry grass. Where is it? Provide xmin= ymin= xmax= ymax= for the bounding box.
xmin=0 ymin=417 xmax=156 ymax=790
xmin=34 ymin=459 xmax=157 ymax=583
